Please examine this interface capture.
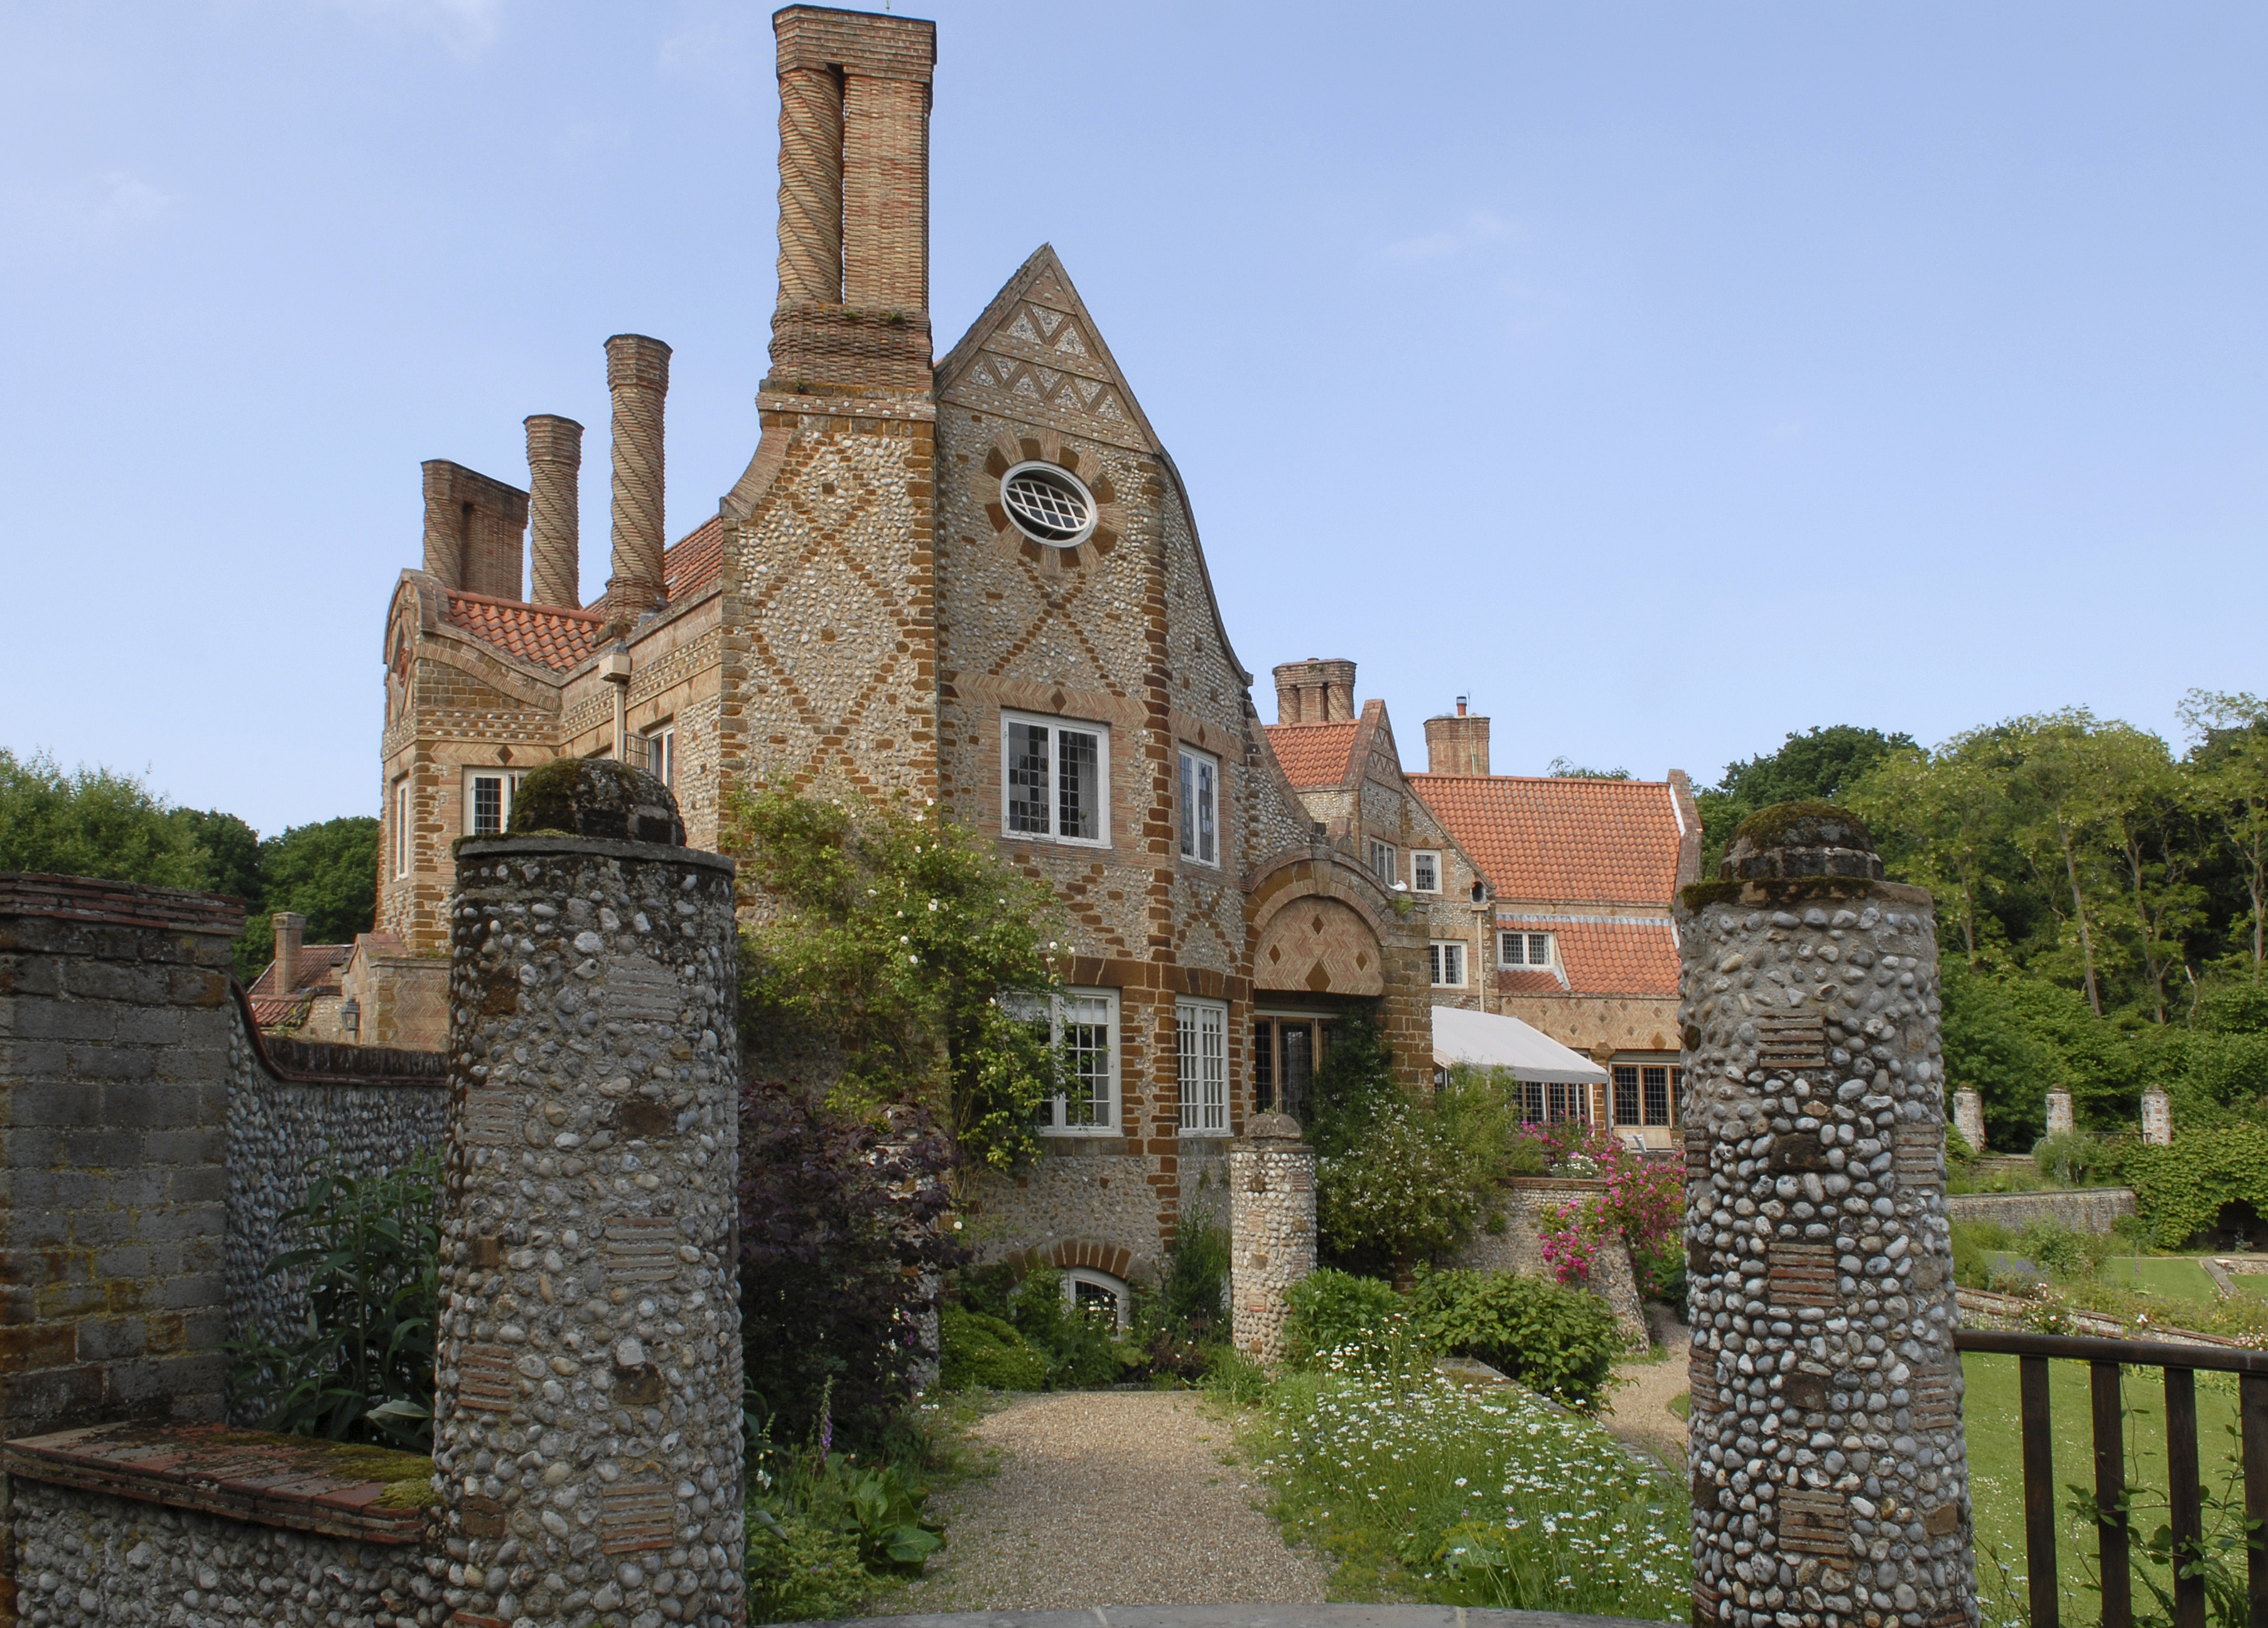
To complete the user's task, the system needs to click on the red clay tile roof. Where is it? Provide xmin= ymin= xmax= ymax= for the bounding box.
xmin=445 ymin=591 xmax=604 ymax=671
xmin=661 ymin=517 xmax=723 ymax=602
xmin=1409 ymin=774 xmax=1687 ymax=904
xmin=1496 ymin=916 xmax=1682 ymax=998
xmin=247 ymin=943 xmax=351 ymax=1002
xmin=250 ymin=994 xmax=312 ymax=1029
xmin=445 ymin=519 xmax=725 ymax=673
xmin=1266 ymin=722 xmax=1360 ymax=789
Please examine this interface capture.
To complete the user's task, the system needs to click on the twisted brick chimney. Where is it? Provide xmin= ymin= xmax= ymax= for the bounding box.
xmin=764 ymin=6 xmax=937 ymax=398
xmin=524 ymin=414 xmax=583 ymax=609
xmin=603 ymin=335 xmax=670 ymax=613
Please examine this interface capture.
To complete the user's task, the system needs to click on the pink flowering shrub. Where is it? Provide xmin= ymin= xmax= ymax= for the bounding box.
xmin=1523 ymin=1122 xmax=1684 ymax=1297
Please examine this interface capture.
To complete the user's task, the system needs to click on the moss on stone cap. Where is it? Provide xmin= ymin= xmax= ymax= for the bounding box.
xmin=506 ymin=756 xmax=685 ymax=846
xmin=1716 ymin=799 xmax=1884 ymax=884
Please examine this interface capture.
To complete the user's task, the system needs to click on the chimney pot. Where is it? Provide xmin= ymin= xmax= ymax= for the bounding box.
xmin=525 ymin=415 xmax=584 ymax=609
xmin=604 ymin=335 xmax=671 ymax=615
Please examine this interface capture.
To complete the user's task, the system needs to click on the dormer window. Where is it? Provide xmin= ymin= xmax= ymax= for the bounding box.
xmin=1501 ymin=931 xmax=1555 ymax=969
xmin=1000 ymin=462 xmax=1097 ymax=546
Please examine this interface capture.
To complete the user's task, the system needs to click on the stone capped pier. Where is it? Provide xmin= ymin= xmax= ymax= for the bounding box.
xmin=436 ymin=757 xmax=744 ymax=1628
xmin=1229 ymin=1112 xmax=1316 ymax=1363
xmin=1675 ymin=803 xmax=1972 ymax=1628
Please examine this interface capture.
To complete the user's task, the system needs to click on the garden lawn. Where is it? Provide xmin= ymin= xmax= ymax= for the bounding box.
xmin=1245 ymin=1354 xmax=1689 ymax=1619
xmin=2098 ymin=1257 xmax=2222 ymax=1306
xmin=1961 ymin=1352 xmax=2250 ymax=1628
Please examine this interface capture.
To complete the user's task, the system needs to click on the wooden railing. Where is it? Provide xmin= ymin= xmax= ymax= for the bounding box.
xmin=1953 ymin=1328 xmax=2268 ymax=1628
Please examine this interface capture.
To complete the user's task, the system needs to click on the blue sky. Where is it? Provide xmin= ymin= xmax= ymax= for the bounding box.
xmin=5 ymin=2 xmax=2262 ymax=835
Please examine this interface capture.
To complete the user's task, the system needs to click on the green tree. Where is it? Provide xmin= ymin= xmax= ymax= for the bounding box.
xmin=1697 ymin=725 xmax=1916 ymax=870
xmin=2182 ymin=691 xmax=2268 ymax=982
xmin=1849 ymin=746 xmax=2011 ymax=967
xmin=726 ymin=784 xmax=1069 ymax=1175
xmin=236 ymin=816 xmax=381 ymax=981
xmin=175 ymin=808 xmax=264 ymax=906
xmin=0 ymin=749 xmax=210 ymax=888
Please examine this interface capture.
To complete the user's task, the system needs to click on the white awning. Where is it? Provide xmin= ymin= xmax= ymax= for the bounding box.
xmin=1431 ymin=1004 xmax=1609 ymax=1085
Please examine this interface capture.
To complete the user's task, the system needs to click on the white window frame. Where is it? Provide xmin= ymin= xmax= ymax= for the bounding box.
xmin=642 ymin=724 xmax=676 ymax=788
xmin=1429 ymin=940 xmax=1467 ymax=987
xmin=1368 ymin=838 xmax=1396 ymax=886
xmin=1062 ymin=1266 xmax=1131 ymax=1331
xmin=1410 ymin=850 xmax=1441 ymax=894
xmin=462 ymin=767 xmax=526 ymax=839
xmin=1499 ymin=930 xmax=1555 ymax=969
xmin=1178 ymin=745 xmax=1219 ymax=867
xmin=1011 ymin=987 xmax=1121 ymax=1135
xmin=392 ymin=778 xmax=412 ymax=877
xmin=1001 ymin=710 xmax=1110 ymax=848
xmin=1177 ymin=997 xmax=1228 ymax=1136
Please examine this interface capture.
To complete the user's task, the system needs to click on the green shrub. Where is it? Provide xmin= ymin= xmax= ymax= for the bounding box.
xmin=1405 ymin=1269 xmax=1623 ymax=1409
xmin=2125 ymin=1124 xmax=2268 ymax=1246
xmin=937 ymin=1306 xmax=1047 ymax=1391
xmin=1284 ymin=1268 xmax=1404 ymax=1367
xmin=745 ymin=1506 xmax=869 ymax=1624
xmin=228 ymin=1151 xmax=440 ymax=1448
xmin=2018 ymin=1217 xmax=2111 ymax=1280
xmin=2034 ymin=1129 xmax=2114 ymax=1187
xmin=1160 ymin=1214 xmax=1229 ymax=1339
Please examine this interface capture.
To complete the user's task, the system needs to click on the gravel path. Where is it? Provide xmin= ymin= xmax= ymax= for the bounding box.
xmin=883 ymin=1392 xmax=1330 ymax=1612
xmin=1595 ymin=1303 xmax=1690 ymax=1470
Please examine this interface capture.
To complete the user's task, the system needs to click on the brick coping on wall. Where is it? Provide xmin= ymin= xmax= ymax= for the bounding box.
xmin=1 ymin=1423 xmax=431 ymax=1544
xmin=0 ymin=871 xmax=246 ymax=936
xmin=230 ymin=981 xmax=445 ymax=1088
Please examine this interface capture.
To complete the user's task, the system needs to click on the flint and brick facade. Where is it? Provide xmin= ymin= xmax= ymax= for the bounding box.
xmin=371 ymin=3 xmax=1434 ymax=1294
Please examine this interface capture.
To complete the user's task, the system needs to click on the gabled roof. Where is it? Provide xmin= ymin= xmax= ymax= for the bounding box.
xmin=659 ymin=516 xmax=724 ymax=603
xmin=1408 ymin=774 xmax=1688 ymax=905
xmin=1498 ymin=915 xmax=1682 ymax=998
xmin=1265 ymin=722 xmax=1361 ymax=790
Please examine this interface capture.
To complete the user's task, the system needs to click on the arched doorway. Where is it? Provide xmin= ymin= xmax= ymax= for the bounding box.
xmin=1251 ymin=894 xmax=1385 ymax=1124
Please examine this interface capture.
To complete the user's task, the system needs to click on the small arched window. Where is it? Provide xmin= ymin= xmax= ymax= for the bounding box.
xmin=1062 ymin=1266 xmax=1130 ymax=1332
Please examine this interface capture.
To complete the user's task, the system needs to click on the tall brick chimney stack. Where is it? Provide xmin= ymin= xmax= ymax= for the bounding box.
xmin=419 ymin=461 xmax=529 ymax=599
xmin=1425 ymin=698 xmax=1491 ymax=775
xmin=764 ymin=6 xmax=937 ymax=398
xmin=1272 ymin=658 xmax=1357 ymax=725
xmin=603 ymin=334 xmax=671 ymax=614
xmin=524 ymin=414 xmax=583 ymax=609
xmin=271 ymin=911 xmax=304 ymax=997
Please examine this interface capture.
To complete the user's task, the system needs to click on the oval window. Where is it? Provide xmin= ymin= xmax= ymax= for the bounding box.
xmin=1000 ymin=462 xmax=1096 ymax=545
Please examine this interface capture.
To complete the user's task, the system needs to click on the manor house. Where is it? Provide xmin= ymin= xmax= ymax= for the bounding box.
xmin=372 ymin=3 xmax=1690 ymax=1303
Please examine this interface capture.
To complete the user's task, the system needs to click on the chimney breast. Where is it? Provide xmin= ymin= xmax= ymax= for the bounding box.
xmin=1271 ymin=658 xmax=1356 ymax=725
xmin=1425 ymin=706 xmax=1491 ymax=776
xmin=604 ymin=335 xmax=671 ymax=615
xmin=525 ymin=415 xmax=583 ymax=609
xmin=420 ymin=461 xmax=529 ymax=599
xmin=765 ymin=6 xmax=937 ymax=398
xmin=272 ymin=911 xmax=305 ymax=997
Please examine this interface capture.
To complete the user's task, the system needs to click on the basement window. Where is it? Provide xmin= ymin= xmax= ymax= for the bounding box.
xmin=1000 ymin=462 xmax=1096 ymax=546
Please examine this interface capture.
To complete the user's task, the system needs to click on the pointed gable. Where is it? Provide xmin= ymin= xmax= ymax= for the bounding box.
xmin=937 ymin=244 xmax=1164 ymax=457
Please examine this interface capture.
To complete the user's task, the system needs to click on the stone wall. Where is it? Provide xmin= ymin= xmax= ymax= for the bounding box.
xmin=1229 ymin=1121 xmax=1316 ymax=1362
xmin=3 ymin=1423 xmax=436 ymax=1628
xmin=0 ymin=874 xmax=244 ymax=1446
xmin=1448 ymin=1179 xmax=1649 ymax=1347
xmin=965 ymin=1144 xmax=1229 ymax=1288
xmin=222 ymin=996 xmax=446 ymax=1355
xmin=1943 ymin=1186 xmax=2136 ymax=1235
